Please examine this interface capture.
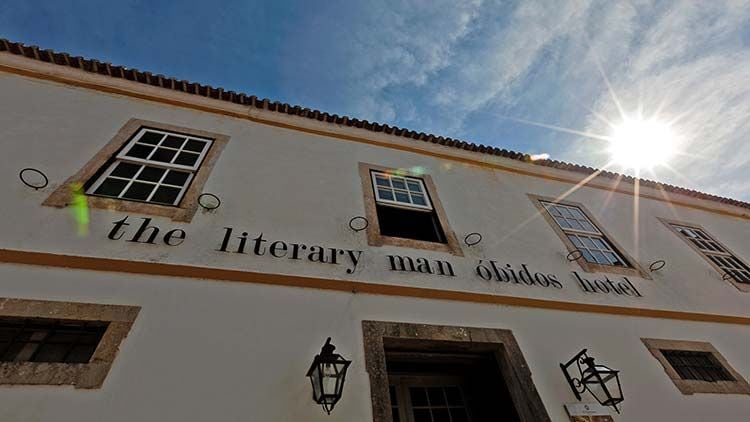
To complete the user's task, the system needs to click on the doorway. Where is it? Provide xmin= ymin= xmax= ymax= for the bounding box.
xmin=363 ymin=321 xmax=551 ymax=422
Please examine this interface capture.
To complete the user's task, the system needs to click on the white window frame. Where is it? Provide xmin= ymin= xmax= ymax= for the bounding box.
xmin=541 ymin=201 xmax=629 ymax=267
xmin=371 ymin=171 xmax=433 ymax=211
xmin=671 ymin=224 xmax=750 ymax=284
xmin=86 ymin=128 xmax=213 ymax=206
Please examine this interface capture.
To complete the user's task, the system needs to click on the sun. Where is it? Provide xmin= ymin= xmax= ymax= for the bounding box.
xmin=607 ymin=117 xmax=677 ymax=171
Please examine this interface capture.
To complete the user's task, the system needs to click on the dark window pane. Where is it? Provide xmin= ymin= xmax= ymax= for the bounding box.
xmin=662 ymin=350 xmax=734 ymax=382
xmin=375 ymin=176 xmax=390 ymax=187
xmin=151 ymin=148 xmax=177 ymax=163
xmin=395 ymin=192 xmax=410 ymax=203
xmin=411 ymin=194 xmax=427 ymax=206
xmin=449 ymin=409 xmax=468 ymax=422
xmin=444 ymin=387 xmax=463 ymax=406
xmin=110 ymin=162 xmax=141 ymax=178
xmin=392 ymin=179 xmax=407 ymax=189
xmin=125 ymin=143 xmax=154 ymax=159
xmin=161 ymin=135 xmax=186 ymax=149
xmin=137 ymin=166 xmax=166 ymax=182
xmin=174 ymin=152 xmax=200 ymax=166
xmin=427 ymin=388 xmax=446 ymax=406
xmin=122 ymin=182 xmax=155 ymax=201
xmin=151 ymin=186 xmax=181 ymax=205
xmin=432 ymin=409 xmax=449 ymax=422
xmin=407 ymin=181 xmax=422 ymax=192
xmin=410 ymin=387 xmax=428 ymax=406
xmin=66 ymin=344 xmax=98 ymax=363
xmin=412 ymin=409 xmax=431 ymax=422
xmin=1 ymin=342 xmax=25 ymax=361
xmin=391 ymin=408 xmax=400 ymax=422
xmin=32 ymin=343 xmax=69 ymax=363
xmin=376 ymin=205 xmax=446 ymax=244
xmin=183 ymin=139 xmax=208 ymax=152
xmin=163 ymin=170 xmax=190 ymax=186
xmin=378 ymin=189 xmax=395 ymax=201
xmin=93 ymin=178 xmax=129 ymax=197
xmin=138 ymin=131 xmax=163 ymax=145
xmin=389 ymin=386 xmax=398 ymax=405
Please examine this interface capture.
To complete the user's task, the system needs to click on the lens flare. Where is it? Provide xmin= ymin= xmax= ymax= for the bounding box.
xmin=69 ymin=183 xmax=90 ymax=237
xmin=608 ymin=117 xmax=677 ymax=170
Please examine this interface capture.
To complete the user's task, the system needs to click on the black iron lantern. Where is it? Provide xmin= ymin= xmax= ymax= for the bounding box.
xmin=561 ymin=349 xmax=624 ymax=413
xmin=306 ymin=337 xmax=352 ymax=414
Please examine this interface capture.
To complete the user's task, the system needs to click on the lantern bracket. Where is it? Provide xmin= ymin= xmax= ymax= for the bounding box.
xmin=560 ymin=348 xmax=623 ymax=414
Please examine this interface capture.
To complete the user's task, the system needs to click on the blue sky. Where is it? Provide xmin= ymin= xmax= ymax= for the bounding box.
xmin=2 ymin=1 xmax=749 ymax=200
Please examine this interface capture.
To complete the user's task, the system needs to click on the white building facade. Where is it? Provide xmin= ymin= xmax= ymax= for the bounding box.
xmin=1 ymin=39 xmax=750 ymax=421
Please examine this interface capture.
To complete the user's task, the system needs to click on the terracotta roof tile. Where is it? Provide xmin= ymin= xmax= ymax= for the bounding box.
xmin=1 ymin=38 xmax=748 ymax=211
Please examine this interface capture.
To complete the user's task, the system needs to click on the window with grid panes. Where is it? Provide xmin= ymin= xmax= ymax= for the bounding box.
xmin=390 ymin=382 xmax=470 ymax=422
xmin=540 ymin=201 xmax=629 ymax=267
xmin=0 ymin=317 xmax=108 ymax=364
xmin=87 ymin=128 xmax=213 ymax=206
xmin=661 ymin=350 xmax=734 ymax=382
xmin=371 ymin=171 xmax=446 ymax=243
xmin=671 ymin=225 xmax=750 ymax=283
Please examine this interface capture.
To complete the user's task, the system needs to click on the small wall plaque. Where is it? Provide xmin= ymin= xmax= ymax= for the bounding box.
xmin=565 ymin=403 xmax=614 ymax=422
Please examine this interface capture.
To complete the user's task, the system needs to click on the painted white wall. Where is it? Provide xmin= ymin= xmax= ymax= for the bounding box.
xmin=0 ymin=264 xmax=749 ymax=421
xmin=1 ymin=70 xmax=750 ymax=421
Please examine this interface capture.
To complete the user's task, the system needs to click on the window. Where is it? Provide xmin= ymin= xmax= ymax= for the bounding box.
xmin=363 ymin=321 xmax=550 ymax=422
xmin=44 ymin=119 xmax=230 ymax=222
xmin=390 ymin=378 xmax=472 ymax=422
xmin=661 ymin=350 xmax=734 ymax=383
xmin=0 ymin=317 xmax=108 ymax=364
xmin=372 ymin=170 xmax=444 ymax=244
xmin=529 ymin=194 xmax=647 ymax=278
xmin=541 ymin=202 xmax=627 ymax=267
xmin=668 ymin=223 xmax=750 ymax=285
xmin=642 ymin=338 xmax=750 ymax=395
xmin=87 ymin=128 xmax=212 ymax=206
xmin=0 ymin=297 xmax=139 ymax=389
xmin=359 ymin=164 xmax=462 ymax=256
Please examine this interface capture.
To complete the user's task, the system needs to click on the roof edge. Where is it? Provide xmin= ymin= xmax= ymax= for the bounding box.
xmin=1 ymin=38 xmax=748 ymax=213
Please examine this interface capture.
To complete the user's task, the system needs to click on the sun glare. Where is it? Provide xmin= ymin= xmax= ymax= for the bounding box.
xmin=608 ymin=117 xmax=677 ymax=171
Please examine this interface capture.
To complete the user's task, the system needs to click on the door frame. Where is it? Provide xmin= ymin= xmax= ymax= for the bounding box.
xmin=362 ymin=321 xmax=551 ymax=422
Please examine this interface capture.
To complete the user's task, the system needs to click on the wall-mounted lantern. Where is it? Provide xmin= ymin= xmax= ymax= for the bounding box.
xmin=560 ymin=349 xmax=624 ymax=413
xmin=306 ymin=337 xmax=352 ymax=415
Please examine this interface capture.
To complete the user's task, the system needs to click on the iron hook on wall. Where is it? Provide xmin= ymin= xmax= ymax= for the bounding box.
xmin=19 ymin=168 xmax=49 ymax=190
xmin=348 ymin=216 xmax=369 ymax=232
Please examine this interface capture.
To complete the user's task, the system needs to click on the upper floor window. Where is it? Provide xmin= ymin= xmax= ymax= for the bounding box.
xmin=43 ymin=119 xmax=230 ymax=222
xmin=541 ymin=201 xmax=628 ymax=267
xmin=664 ymin=220 xmax=750 ymax=291
xmin=87 ymin=128 xmax=212 ymax=206
xmin=371 ymin=170 xmax=444 ymax=244
xmin=359 ymin=164 xmax=462 ymax=256
xmin=529 ymin=194 xmax=648 ymax=278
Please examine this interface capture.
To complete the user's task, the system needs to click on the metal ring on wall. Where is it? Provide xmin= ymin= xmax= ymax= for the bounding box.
xmin=19 ymin=168 xmax=49 ymax=190
xmin=198 ymin=193 xmax=221 ymax=210
xmin=566 ymin=249 xmax=583 ymax=261
xmin=348 ymin=216 xmax=369 ymax=232
xmin=464 ymin=232 xmax=482 ymax=247
xmin=649 ymin=260 xmax=666 ymax=272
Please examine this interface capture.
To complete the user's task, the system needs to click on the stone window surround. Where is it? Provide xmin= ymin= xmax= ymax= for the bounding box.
xmin=358 ymin=163 xmax=463 ymax=256
xmin=0 ymin=297 xmax=139 ymax=389
xmin=43 ymin=118 xmax=230 ymax=222
xmin=642 ymin=338 xmax=750 ymax=395
xmin=528 ymin=194 xmax=650 ymax=279
xmin=362 ymin=320 xmax=551 ymax=422
xmin=659 ymin=218 xmax=750 ymax=293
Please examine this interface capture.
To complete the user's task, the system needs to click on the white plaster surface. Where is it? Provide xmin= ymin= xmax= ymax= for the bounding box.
xmin=1 ymin=70 xmax=749 ymax=421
